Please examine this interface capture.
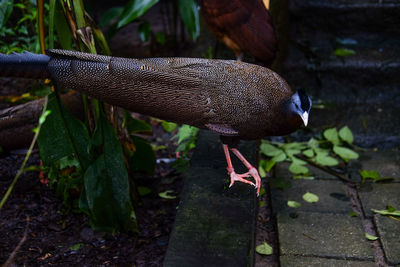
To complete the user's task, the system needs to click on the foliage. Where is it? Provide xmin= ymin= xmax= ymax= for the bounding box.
xmin=259 ymin=126 xmax=359 ymax=179
xmin=372 ymin=206 xmax=400 ymax=217
xmin=0 ymin=0 xmax=45 ymax=53
xmin=360 ymin=170 xmax=394 ymax=183
xmin=172 ymin=124 xmax=199 ymax=170
xmin=302 ymin=192 xmax=319 ymax=203
xmin=255 ymin=242 xmax=273 ymax=255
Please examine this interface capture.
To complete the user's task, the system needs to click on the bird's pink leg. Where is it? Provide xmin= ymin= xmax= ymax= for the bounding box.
xmin=231 ymin=148 xmax=261 ymax=195
xmin=222 ymin=144 xmax=260 ymax=195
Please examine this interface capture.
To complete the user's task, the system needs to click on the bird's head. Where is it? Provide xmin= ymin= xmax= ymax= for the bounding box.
xmin=285 ymin=89 xmax=312 ymax=127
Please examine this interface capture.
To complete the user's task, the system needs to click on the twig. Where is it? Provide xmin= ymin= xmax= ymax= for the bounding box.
xmin=2 ymin=216 xmax=30 ymax=267
xmin=297 ymin=155 xmax=355 ymax=185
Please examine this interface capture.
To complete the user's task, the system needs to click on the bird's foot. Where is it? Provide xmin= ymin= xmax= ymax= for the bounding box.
xmin=228 ymin=167 xmax=261 ymax=196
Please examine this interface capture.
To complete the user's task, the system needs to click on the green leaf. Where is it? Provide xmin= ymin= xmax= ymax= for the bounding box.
xmin=129 ymin=136 xmax=156 ymax=174
xmin=260 ymin=143 xmax=282 ymax=157
xmin=0 ymin=0 xmax=14 ymax=28
xmin=69 ymin=242 xmax=84 ymax=251
xmin=178 ymin=0 xmax=200 ymax=40
xmin=159 ymin=190 xmax=176 ymax=199
xmin=259 ymin=188 xmax=266 ymax=197
xmin=99 ymin=6 xmax=123 ymax=28
xmin=289 ymin=163 xmax=309 ymax=175
xmin=271 ymin=151 xmax=286 ymax=162
xmin=334 ymin=48 xmax=356 ymax=57
xmin=174 ymin=124 xmax=198 ymax=145
xmin=323 ymin=128 xmax=340 ymax=145
xmin=333 ymin=145 xmax=359 ymax=162
xmin=360 ymin=170 xmax=394 ymax=183
xmin=303 ymin=149 xmax=314 ymax=158
xmin=138 ymin=186 xmax=152 ymax=196
xmin=302 ymin=192 xmax=319 ymax=203
xmin=125 ymin=112 xmax=152 ymax=134
xmin=293 ymin=175 xmax=314 ymax=180
xmin=117 ymin=0 xmax=158 ymax=29
xmin=338 ymin=126 xmax=354 ymax=144
xmin=83 ymin=111 xmax=137 ymax=233
xmin=53 ymin=0 xmax=73 ymax=50
xmin=38 ymin=93 xmax=90 ymax=169
xmin=287 ymin=200 xmax=301 ymax=208
xmin=155 ymin=32 xmax=166 ymax=44
xmin=349 ymin=211 xmax=359 ymax=217
xmin=365 ymin=233 xmax=378 ymax=241
xmin=265 ymin=159 xmax=276 ymax=172
xmin=161 ymin=120 xmax=178 ymax=133
xmin=138 ymin=21 xmax=151 ymax=42
xmin=258 ymin=164 xmax=267 ymax=178
xmin=314 ymin=154 xmax=339 ymax=166
xmin=259 ymin=201 xmax=265 ymax=207
xmin=256 ymin=242 xmax=273 ymax=255
xmin=371 ymin=208 xmax=400 ymax=217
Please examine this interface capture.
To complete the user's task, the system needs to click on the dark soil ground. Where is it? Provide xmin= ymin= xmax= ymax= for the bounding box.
xmin=0 ymin=127 xmax=185 ymax=266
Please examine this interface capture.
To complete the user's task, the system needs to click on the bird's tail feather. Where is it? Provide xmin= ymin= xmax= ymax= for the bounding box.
xmin=0 ymin=51 xmax=50 ymax=79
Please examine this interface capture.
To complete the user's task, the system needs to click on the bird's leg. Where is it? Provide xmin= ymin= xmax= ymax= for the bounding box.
xmin=231 ymin=147 xmax=261 ymax=195
xmin=222 ymin=144 xmax=260 ymax=195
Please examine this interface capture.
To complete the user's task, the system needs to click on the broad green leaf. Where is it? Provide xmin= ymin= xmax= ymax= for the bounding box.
xmin=53 ymin=0 xmax=72 ymax=49
xmin=339 ymin=126 xmax=354 ymax=144
xmin=0 ymin=0 xmax=13 ymax=28
xmin=125 ymin=112 xmax=152 ymax=134
xmin=178 ymin=0 xmax=200 ymax=40
xmin=365 ymin=233 xmax=378 ymax=241
xmin=161 ymin=120 xmax=178 ymax=133
xmin=260 ymin=143 xmax=282 ymax=157
xmin=333 ymin=145 xmax=359 ymax=162
xmin=314 ymin=154 xmax=339 ymax=166
xmin=174 ymin=124 xmax=198 ymax=144
xmin=258 ymin=164 xmax=267 ymax=178
xmin=138 ymin=186 xmax=152 ymax=196
xmin=334 ymin=48 xmax=356 ymax=57
xmin=371 ymin=208 xmax=400 ymax=216
xmin=265 ymin=159 xmax=276 ymax=172
xmin=84 ymin=111 xmax=137 ymax=232
xmin=302 ymin=192 xmax=319 ymax=203
xmin=359 ymin=170 xmax=393 ymax=183
xmin=99 ymin=6 xmax=123 ymax=28
xmin=129 ymin=136 xmax=156 ymax=174
xmin=159 ymin=190 xmax=176 ymax=199
xmin=38 ymin=93 xmax=90 ymax=169
xmin=282 ymin=142 xmax=307 ymax=150
xmin=323 ymin=128 xmax=340 ymax=145
xmin=289 ymin=163 xmax=309 ymax=175
xmin=256 ymin=242 xmax=273 ymax=255
xmin=303 ymin=149 xmax=314 ymax=158
xmin=271 ymin=151 xmax=286 ymax=162
xmin=290 ymin=156 xmax=307 ymax=165
xmin=117 ymin=0 xmax=158 ymax=29
xmin=288 ymin=200 xmax=301 ymax=208
xmin=138 ymin=21 xmax=151 ymax=42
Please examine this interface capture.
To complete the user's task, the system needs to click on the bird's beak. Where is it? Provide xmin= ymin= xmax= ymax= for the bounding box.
xmin=300 ymin=111 xmax=309 ymax=126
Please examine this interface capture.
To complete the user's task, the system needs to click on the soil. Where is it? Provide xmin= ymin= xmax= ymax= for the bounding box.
xmin=0 ymin=99 xmax=185 ymax=266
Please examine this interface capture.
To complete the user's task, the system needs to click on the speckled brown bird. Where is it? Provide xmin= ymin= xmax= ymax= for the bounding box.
xmin=199 ymin=0 xmax=278 ymax=66
xmin=0 ymin=50 xmax=311 ymax=195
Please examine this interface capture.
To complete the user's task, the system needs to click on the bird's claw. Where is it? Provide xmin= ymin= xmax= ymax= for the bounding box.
xmin=229 ymin=168 xmax=261 ymax=196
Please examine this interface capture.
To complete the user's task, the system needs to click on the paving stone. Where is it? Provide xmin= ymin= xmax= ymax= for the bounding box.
xmin=271 ymin=170 xmax=352 ymax=214
xmin=280 ymin=255 xmax=375 ymax=267
xmin=275 ymin=162 xmax=338 ymax=180
xmin=164 ymin=131 xmax=257 ymax=267
xmin=374 ymin=215 xmax=400 ymax=265
xmin=358 ymin=183 xmax=400 ymax=217
xmin=277 ymin=212 xmax=373 ymax=260
xmin=358 ymin=151 xmax=400 ymax=182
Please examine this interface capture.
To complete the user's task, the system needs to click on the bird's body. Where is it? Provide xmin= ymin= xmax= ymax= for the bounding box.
xmin=199 ymin=0 xmax=278 ymax=66
xmin=0 ymin=50 xmax=311 ymax=194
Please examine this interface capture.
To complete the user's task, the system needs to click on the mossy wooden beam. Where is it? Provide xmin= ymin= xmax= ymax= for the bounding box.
xmin=164 ymin=130 xmax=257 ymax=267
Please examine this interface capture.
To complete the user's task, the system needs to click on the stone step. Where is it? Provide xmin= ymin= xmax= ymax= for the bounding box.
xmin=282 ymin=45 xmax=400 ymax=105
xmin=289 ymin=0 xmax=400 ymax=39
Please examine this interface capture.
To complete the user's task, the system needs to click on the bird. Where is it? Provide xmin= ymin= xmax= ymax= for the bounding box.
xmin=0 ymin=50 xmax=311 ymax=195
xmin=199 ymin=0 xmax=278 ymax=66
